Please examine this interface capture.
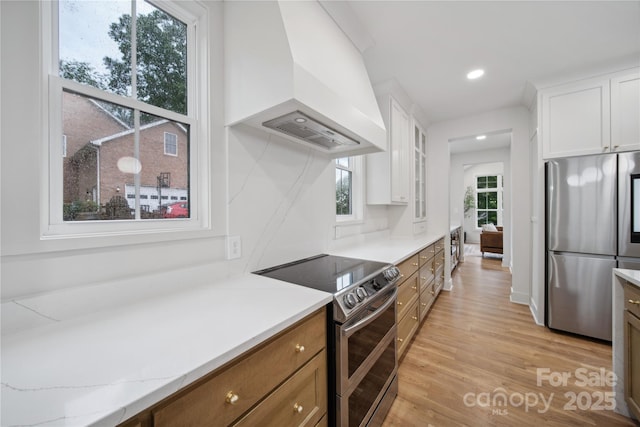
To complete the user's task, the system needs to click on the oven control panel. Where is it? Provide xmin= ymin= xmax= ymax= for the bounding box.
xmin=336 ymin=266 xmax=400 ymax=321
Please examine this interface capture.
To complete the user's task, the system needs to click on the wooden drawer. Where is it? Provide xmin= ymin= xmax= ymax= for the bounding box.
xmin=397 ymin=254 xmax=420 ymax=283
xmin=233 ymin=350 xmax=327 ymax=427
xmin=397 ymin=271 xmax=419 ymax=320
xmin=419 ymin=264 xmax=434 ymax=291
xmin=432 ymin=250 xmax=444 ymax=275
xmin=153 ymin=309 xmax=326 ymax=427
xmin=418 ymin=244 xmax=435 ymax=266
xmin=434 ymin=274 xmax=444 ymax=296
xmin=419 ymin=282 xmax=436 ymax=322
xmin=434 ymin=238 xmax=445 ymax=254
xmin=397 ymin=299 xmax=419 ymax=359
xmin=625 ymin=282 xmax=640 ymax=319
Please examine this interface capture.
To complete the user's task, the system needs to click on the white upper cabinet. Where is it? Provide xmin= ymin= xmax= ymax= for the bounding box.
xmin=413 ymin=120 xmax=427 ymax=222
xmin=611 ymin=69 xmax=640 ymax=153
xmin=367 ymin=96 xmax=410 ymax=204
xmin=541 ymin=68 xmax=640 ymax=159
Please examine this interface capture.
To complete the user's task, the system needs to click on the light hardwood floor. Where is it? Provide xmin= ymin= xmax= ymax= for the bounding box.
xmin=382 ymin=244 xmax=637 ymax=426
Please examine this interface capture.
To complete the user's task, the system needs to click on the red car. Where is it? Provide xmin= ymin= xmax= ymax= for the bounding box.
xmin=163 ymin=202 xmax=189 ymax=218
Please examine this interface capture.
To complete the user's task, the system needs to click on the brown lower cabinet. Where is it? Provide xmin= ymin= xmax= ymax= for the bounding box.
xmin=624 ymin=282 xmax=640 ymax=420
xmin=395 ymin=236 xmax=445 ymax=360
xmin=117 ymin=308 xmax=327 ymax=427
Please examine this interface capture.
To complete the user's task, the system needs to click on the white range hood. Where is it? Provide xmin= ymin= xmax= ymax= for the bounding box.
xmin=224 ymin=0 xmax=387 ymax=157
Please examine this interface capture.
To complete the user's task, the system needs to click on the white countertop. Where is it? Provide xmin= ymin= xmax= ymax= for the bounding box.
xmin=613 ymin=268 xmax=640 ymax=288
xmin=1 ymin=274 xmax=332 ymax=427
xmin=330 ymin=234 xmax=444 ymax=265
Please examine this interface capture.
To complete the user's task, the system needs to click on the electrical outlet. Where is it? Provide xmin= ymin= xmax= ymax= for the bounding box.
xmin=227 ymin=235 xmax=242 ymax=260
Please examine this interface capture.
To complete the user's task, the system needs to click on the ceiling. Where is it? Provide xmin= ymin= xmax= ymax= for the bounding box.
xmin=449 ymin=131 xmax=511 ymax=154
xmin=330 ymin=1 xmax=640 ymax=126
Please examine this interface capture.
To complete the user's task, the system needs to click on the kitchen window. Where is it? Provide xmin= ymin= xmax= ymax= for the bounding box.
xmin=336 ymin=156 xmax=363 ymax=222
xmin=476 ymin=174 xmax=503 ymax=228
xmin=44 ymin=0 xmax=209 ymax=236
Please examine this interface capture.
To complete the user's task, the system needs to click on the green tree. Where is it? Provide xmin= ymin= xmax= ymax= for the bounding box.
xmin=104 ymin=9 xmax=187 ymax=115
xmin=59 ymin=60 xmax=106 ymax=89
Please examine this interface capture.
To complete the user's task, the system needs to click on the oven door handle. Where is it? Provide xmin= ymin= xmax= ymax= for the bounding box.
xmin=342 ymin=289 xmax=397 ymax=338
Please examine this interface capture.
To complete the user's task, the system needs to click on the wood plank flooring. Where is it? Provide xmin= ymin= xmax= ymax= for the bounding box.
xmin=382 ymin=244 xmax=637 ymax=427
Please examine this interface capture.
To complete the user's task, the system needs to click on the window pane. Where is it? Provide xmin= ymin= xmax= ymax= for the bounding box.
xmin=60 ymin=1 xmax=188 ymax=114
xmin=477 ymin=211 xmax=488 ymax=227
xmin=488 ymin=211 xmax=498 ymax=224
xmin=140 ymin=113 xmax=190 ymax=219
xmin=63 ymin=91 xmax=134 ymax=221
xmin=59 ymin=0 xmax=130 ymax=93
xmin=62 ymin=90 xmax=190 ymax=221
xmin=336 ymin=169 xmax=352 ymax=216
xmin=477 ymin=193 xmax=487 ymax=209
xmin=477 ymin=176 xmax=487 ymax=189
xmin=135 ymin=1 xmax=188 ymax=114
xmin=487 ymin=191 xmax=498 ymax=209
xmin=487 ymin=175 xmax=498 ymax=188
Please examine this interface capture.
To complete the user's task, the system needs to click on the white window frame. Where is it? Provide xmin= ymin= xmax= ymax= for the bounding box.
xmin=335 ymin=156 xmax=363 ymax=223
xmin=41 ymin=0 xmax=213 ymax=245
xmin=164 ymin=132 xmax=178 ymax=156
xmin=475 ymin=174 xmax=503 ymax=229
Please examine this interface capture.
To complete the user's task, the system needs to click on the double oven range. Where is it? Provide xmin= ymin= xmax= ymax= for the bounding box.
xmin=255 ymin=254 xmax=401 ymax=427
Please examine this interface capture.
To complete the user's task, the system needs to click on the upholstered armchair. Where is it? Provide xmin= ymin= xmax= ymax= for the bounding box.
xmin=480 ymin=226 xmax=503 ymax=256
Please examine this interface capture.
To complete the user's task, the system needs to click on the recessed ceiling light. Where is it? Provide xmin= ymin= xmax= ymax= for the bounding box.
xmin=467 ymin=69 xmax=485 ymax=80
xmin=476 ymin=135 xmax=487 ymax=140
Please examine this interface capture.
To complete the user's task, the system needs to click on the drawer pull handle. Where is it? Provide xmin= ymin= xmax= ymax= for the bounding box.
xmin=629 ymin=299 xmax=640 ymax=305
xmin=293 ymin=403 xmax=304 ymax=413
xmin=430 ymin=290 xmax=435 ymax=295
xmin=226 ymin=391 xmax=239 ymax=405
xmin=400 ymin=274 xmax=405 ymax=278
xmin=420 ymin=256 xmax=428 ymax=260
xmin=421 ymin=303 xmax=427 ymax=307
xmin=412 ymin=285 xmax=417 ymax=290
xmin=295 ymin=344 xmax=305 ymax=353
xmin=397 ymin=338 xmax=404 ymax=343
xmin=412 ymin=262 xmax=419 ymax=267
xmin=412 ymin=316 xmax=418 ymax=320
xmin=421 ymin=276 xmax=426 ymax=280
xmin=397 ymin=301 xmax=403 ymax=306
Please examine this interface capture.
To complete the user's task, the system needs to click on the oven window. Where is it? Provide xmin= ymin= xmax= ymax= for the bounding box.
xmin=347 ymin=298 xmax=395 ymax=376
xmin=348 ymin=340 xmax=396 ymax=427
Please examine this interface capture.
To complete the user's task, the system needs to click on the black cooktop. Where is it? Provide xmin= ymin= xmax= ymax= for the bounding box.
xmin=253 ymin=254 xmax=391 ymax=294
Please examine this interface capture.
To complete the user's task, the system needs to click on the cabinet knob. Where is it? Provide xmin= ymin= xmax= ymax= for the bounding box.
xmin=412 ymin=316 xmax=418 ymax=321
xmin=629 ymin=299 xmax=640 ymax=305
xmin=400 ymin=274 xmax=405 ymax=278
xmin=293 ymin=403 xmax=304 ymax=413
xmin=412 ymin=262 xmax=418 ymax=267
xmin=430 ymin=290 xmax=435 ymax=295
xmin=397 ymin=301 xmax=403 ymax=306
xmin=295 ymin=344 xmax=305 ymax=353
xmin=420 ymin=256 xmax=428 ymax=260
xmin=225 ymin=391 xmax=239 ymax=405
xmin=412 ymin=285 xmax=417 ymax=290
xmin=421 ymin=303 xmax=427 ymax=307
xmin=421 ymin=277 xmax=426 ymax=280
xmin=397 ymin=337 xmax=404 ymax=343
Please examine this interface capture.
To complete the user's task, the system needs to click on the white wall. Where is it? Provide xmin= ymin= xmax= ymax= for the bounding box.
xmin=428 ymin=106 xmax=531 ymax=305
xmin=0 ymin=2 xmax=390 ymax=304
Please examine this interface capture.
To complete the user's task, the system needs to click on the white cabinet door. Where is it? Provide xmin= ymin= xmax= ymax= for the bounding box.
xmin=413 ymin=120 xmax=427 ymax=221
xmin=611 ymin=70 xmax=640 ymax=153
xmin=541 ymin=77 xmax=610 ymax=159
xmin=367 ymin=95 xmax=409 ymax=205
xmin=390 ymin=98 xmax=410 ymax=203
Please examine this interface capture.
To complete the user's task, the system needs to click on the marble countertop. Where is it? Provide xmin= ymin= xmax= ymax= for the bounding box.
xmin=330 ymin=233 xmax=444 ymax=264
xmin=1 ymin=274 xmax=332 ymax=427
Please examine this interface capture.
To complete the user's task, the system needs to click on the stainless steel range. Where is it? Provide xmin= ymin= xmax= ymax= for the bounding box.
xmin=254 ymin=254 xmax=401 ymax=427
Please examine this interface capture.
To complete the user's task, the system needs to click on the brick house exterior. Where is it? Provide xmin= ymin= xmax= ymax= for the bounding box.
xmin=63 ymin=91 xmax=188 ymax=218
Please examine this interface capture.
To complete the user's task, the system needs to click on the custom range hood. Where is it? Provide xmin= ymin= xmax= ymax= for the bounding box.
xmin=224 ymin=0 xmax=386 ymax=157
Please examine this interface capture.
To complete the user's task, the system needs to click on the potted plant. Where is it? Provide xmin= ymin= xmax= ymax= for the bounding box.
xmin=463 ymin=186 xmax=475 ymax=242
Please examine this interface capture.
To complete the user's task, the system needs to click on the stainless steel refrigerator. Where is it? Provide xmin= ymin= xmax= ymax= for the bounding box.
xmin=546 ymin=151 xmax=640 ymax=341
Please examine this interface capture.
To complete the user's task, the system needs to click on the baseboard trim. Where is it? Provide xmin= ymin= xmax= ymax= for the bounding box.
xmin=510 ymin=289 xmax=529 ymax=305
